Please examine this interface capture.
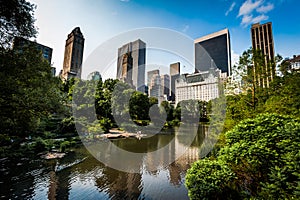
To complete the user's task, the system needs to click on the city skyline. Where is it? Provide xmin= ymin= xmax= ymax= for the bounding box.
xmin=29 ymin=0 xmax=300 ymax=79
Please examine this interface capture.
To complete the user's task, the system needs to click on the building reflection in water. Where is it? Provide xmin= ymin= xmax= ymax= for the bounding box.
xmin=1 ymin=125 xmax=207 ymax=199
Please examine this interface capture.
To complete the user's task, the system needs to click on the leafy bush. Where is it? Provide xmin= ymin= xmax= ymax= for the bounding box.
xmin=185 ymin=159 xmax=238 ymax=200
xmin=185 ymin=113 xmax=300 ymax=199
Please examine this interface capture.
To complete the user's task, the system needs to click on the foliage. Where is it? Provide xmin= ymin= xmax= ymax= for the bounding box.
xmin=0 ymin=0 xmax=37 ymax=48
xmin=265 ymin=71 xmax=300 ymax=117
xmin=185 ymin=159 xmax=238 ymax=200
xmin=186 ymin=113 xmax=300 ymax=199
xmin=129 ymin=91 xmax=150 ymax=120
xmin=0 ymin=46 xmax=64 ymax=137
xmin=99 ymin=118 xmax=112 ymax=133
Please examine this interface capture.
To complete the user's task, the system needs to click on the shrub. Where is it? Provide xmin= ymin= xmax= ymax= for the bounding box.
xmin=186 ymin=113 xmax=300 ymax=199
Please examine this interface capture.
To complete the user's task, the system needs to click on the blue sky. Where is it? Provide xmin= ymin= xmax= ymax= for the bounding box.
xmin=29 ymin=0 xmax=300 ymax=78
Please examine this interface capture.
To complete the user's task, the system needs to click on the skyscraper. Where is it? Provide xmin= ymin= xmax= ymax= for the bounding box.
xmin=147 ymin=69 xmax=159 ymax=89
xmin=194 ymin=28 xmax=231 ymax=76
xmin=251 ymin=22 xmax=275 ymax=88
xmin=147 ymin=69 xmax=160 ymax=97
xmin=170 ymin=62 xmax=180 ymax=102
xmin=161 ymin=74 xmax=170 ymax=99
xmin=62 ymin=27 xmax=85 ymax=81
xmin=117 ymin=39 xmax=146 ymax=92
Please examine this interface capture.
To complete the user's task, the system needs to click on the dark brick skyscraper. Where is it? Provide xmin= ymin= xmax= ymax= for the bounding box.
xmin=62 ymin=27 xmax=84 ymax=81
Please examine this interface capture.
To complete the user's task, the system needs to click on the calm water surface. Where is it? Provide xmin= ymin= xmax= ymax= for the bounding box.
xmin=0 ymin=126 xmax=207 ymax=199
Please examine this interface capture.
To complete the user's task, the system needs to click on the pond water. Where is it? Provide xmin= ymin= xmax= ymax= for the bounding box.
xmin=0 ymin=125 xmax=208 ymax=200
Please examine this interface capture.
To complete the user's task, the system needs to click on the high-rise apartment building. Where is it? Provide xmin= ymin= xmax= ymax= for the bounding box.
xmin=62 ymin=27 xmax=85 ymax=81
xmin=13 ymin=37 xmax=55 ymax=76
xmin=251 ymin=22 xmax=275 ymax=88
xmin=117 ymin=39 xmax=146 ymax=92
xmin=195 ymin=29 xmax=231 ymax=76
xmin=13 ymin=37 xmax=53 ymax=64
xmin=170 ymin=62 xmax=180 ymax=102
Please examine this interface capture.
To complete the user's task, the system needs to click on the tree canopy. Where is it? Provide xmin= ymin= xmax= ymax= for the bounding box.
xmin=0 ymin=46 xmax=64 ymax=136
xmin=0 ymin=0 xmax=37 ymax=48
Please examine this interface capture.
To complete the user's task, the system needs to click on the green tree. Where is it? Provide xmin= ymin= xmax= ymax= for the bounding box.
xmin=129 ymin=91 xmax=150 ymax=120
xmin=0 ymin=46 xmax=64 ymax=136
xmin=0 ymin=0 xmax=37 ymax=48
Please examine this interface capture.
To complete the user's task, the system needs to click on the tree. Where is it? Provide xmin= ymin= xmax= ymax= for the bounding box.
xmin=129 ymin=91 xmax=150 ymax=120
xmin=0 ymin=0 xmax=37 ymax=48
xmin=186 ymin=113 xmax=300 ymax=199
xmin=0 ymin=46 xmax=64 ymax=136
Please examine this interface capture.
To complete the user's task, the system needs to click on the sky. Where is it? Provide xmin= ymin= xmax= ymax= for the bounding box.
xmin=29 ymin=0 xmax=300 ymax=79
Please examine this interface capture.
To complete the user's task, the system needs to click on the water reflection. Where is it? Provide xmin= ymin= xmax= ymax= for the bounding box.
xmin=0 ymin=125 xmax=207 ymax=199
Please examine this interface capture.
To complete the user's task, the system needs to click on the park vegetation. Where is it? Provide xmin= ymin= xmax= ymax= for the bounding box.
xmin=185 ymin=48 xmax=300 ymax=199
xmin=1 ymin=1 xmax=300 ymax=199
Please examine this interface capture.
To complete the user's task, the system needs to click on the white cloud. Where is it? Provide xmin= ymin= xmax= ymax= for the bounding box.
xmin=238 ymin=0 xmax=263 ymax=16
xmin=241 ymin=14 xmax=269 ymax=26
xmin=251 ymin=14 xmax=269 ymax=23
xmin=182 ymin=25 xmax=189 ymax=33
xmin=256 ymin=3 xmax=274 ymax=13
xmin=237 ymin=0 xmax=274 ymax=27
xmin=225 ymin=2 xmax=236 ymax=16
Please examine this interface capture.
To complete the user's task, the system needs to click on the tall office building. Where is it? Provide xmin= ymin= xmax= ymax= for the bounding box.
xmin=170 ymin=62 xmax=180 ymax=102
xmin=117 ymin=39 xmax=146 ymax=92
xmin=195 ymin=28 xmax=231 ymax=76
xmin=251 ymin=22 xmax=275 ymax=88
xmin=62 ymin=27 xmax=85 ymax=81
xmin=149 ymin=74 xmax=161 ymax=100
xmin=147 ymin=69 xmax=159 ymax=90
xmin=170 ymin=62 xmax=180 ymax=76
xmin=161 ymin=74 xmax=170 ymax=99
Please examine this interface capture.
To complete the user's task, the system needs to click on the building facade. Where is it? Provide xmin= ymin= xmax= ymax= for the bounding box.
xmin=251 ymin=22 xmax=275 ymax=88
xmin=14 ymin=37 xmax=53 ymax=64
xmin=117 ymin=39 xmax=146 ymax=92
xmin=62 ymin=27 xmax=85 ymax=81
xmin=170 ymin=62 xmax=180 ymax=102
xmin=161 ymin=74 xmax=170 ymax=100
xmin=147 ymin=69 xmax=159 ymax=90
xmin=147 ymin=70 xmax=170 ymax=102
xmin=175 ymin=68 xmax=226 ymax=104
xmin=194 ymin=29 xmax=231 ymax=76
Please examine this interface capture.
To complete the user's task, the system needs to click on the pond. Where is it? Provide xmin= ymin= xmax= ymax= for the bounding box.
xmin=1 ymin=125 xmax=208 ymax=200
